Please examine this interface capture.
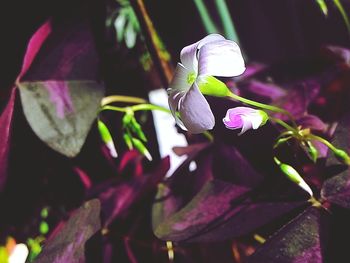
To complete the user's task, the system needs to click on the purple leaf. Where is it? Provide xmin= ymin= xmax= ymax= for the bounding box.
xmin=322 ymin=168 xmax=350 ymax=208
xmin=0 ymin=88 xmax=17 ymax=191
xmin=247 ymin=207 xmax=329 ymax=263
xmin=322 ymin=113 xmax=350 ymax=208
xmin=297 ymin=114 xmax=327 ymax=132
xmin=236 ymin=62 xmax=267 ymax=80
xmin=152 ymin=144 xmax=306 ymax=242
xmin=19 ymin=80 xmax=103 ymax=157
xmin=242 ymin=80 xmax=286 ymax=101
xmin=98 ymin=156 xmax=170 ymax=227
xmin=35 ymin=199 xmax=101 ymax=263
xmin=17 ymin=19 xmax=104 ymax=157
xmin=274 ymin=80 xmax=320 ymax=119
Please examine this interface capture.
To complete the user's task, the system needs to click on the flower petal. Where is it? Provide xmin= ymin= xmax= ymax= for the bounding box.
xmin=250 ymin=114 xmax=263 ymax=129
xmin=238 ymin=116 xmax=253 ymax=135
xmin=180 ymin=34 xmax=225 ymax=73
xmin=167 ymin=63 xmax=192 ymax=130
xmin=178 ymin=81 xmax=215 ymax=133
xmin=198 ymin=40 xmax=245 ymax=77
xmin=223 ymin=109 xmax=243 ymax=129
xmin=167 ymin=63 xmax=191 ymax=94
xmin=168 ymin=91 xmax=187 ymax=131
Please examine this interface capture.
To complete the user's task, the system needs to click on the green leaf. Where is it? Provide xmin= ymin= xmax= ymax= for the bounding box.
xmin=114 ymin=10 xmax=127 ymax=42
xmin=130 ymin=117 xmax=147 ymax=142
xmin=124 ymin=19 xmax=137 ymax=49
xmin=315 ymin=0 xmax=328 ymax=16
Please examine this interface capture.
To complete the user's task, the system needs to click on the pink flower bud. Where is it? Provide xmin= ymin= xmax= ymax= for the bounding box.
xmin=223 ymin=107 xmax=268 ymax=135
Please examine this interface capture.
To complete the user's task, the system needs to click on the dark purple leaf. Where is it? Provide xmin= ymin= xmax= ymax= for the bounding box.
xmin=297 ymin=115 xmax=327 ymax=132
xmin=242 ymin=80 xmax=286 ymax=101
xmin=152 ymin=144 xmax=307 ymax=242
xmin=322 ymin=113 xmax=350 ymax=208
xmin=274 ymin=80 xmax=320 ymax=119
xmin=0 ymin=88 xmax=17 ymax=191
xmin=247 ymin=207 xmax=329 ymax=263
xmin=35 ymin=199 xmax=101 ymax=263
xmin=322 ymin=168 xmax=350 ymax=208
xmin=17 ymin=19 xmax=104 ymax=157
xmin=236 ymin=62 xmax=267 ymax=80
xmin=98 ymin=156 xmax=170 ymax=227
xmin=172 ymin=142 xmax=210 ymax=157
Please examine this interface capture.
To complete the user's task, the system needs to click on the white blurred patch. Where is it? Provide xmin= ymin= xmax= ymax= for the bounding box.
xmin=149 ymin=89 xmax=188 ymax=177
xmin=189 ymin=161 xmax=197 ymax=172
xmin=9 ymin=244 xmax=29 ymax=263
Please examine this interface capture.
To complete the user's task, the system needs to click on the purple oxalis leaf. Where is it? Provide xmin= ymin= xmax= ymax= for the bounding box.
xmin=241 ymin=80 xmax=286 ymax=101
xmin=34 ymin=199 xmax=101 ymax=263
xmin=247 ymin=207 xmax=329 ymax=263
xmin=97 ymin=154 xmax=170 ymax=227
xmin=0 ymin=88 xmax=17 ymax=191
xmin=321 ymin=113 xmax=350 ymax=208
xmin=274 ymin=80 xmax=320 ymax=120
xmin=152 ymin=144 xmax=307 ymax=242
xmin=17 ymin=18 xmax=104 ymax=157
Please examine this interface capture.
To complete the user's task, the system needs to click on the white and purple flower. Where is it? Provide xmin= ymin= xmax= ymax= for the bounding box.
xmin=223 ymin=107 xmax=268 ymax=135
xmin=168 ymin=34 xmax=245 ymax=134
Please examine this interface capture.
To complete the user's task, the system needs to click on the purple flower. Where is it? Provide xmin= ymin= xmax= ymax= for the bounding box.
xmin=168 ymin=34 xmax=245 ymax=134
xmin=223 ymin=107 xmax=268 ymax=135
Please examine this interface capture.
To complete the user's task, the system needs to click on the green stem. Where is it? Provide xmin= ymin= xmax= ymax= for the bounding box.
xmin=101 ymin=103 xmax=214 ymax=142
xmin=100 ymin=105 xmax=127 ymax=113
xmin=270 ymin=117 xmax=299 ymax=134
xmin=193 ymin=0 xmax=219 ymax=34
xmin=333 ymin=0 xmax=350 ymax=34
xmin=214 ymin=0 xmax=240 ymax=43
xmin=131 ymin=103 xmax=171 ymax=113
xmin=101 ymin=95 xmax=147 ymax=106
xmin=228 ymin=92 xmax=297 ymax=127
xmin=203 ymin=131 xmax=214 ymax=142
xmin=306 ymin=134 xmax=338 ymax=152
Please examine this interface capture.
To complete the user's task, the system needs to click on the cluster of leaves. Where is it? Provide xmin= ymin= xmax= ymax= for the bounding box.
xmin=1 ymin=2 xmax=350 ymax=263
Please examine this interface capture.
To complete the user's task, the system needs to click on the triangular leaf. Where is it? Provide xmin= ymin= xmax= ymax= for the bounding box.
xmin=17 ymin=18 xmax=104 ymax=157
xmin=322 ymin=113 xmax=350 ymax=208
xmin=0 ymin=88 xmax=17 ymax=191
xmin=18 ymin=81 xmax=103 ymax=157
xmin=247 ymin=207 xmax=329 ymax=263
xmin=34 ymin=199 xmax=101 ymax=263
xmin=152 ymin=144 xmax=306 ymax=242
xmin=98 ymin=156 xmax=170 ymax=227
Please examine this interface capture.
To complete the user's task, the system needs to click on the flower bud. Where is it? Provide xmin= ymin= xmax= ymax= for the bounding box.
xmin=223 ymin=107 xmax=268 ymax=135
xmin=98 ymin=120 xmax=118 ymax=158
xmin=197 ymin=75 xmax=231 ymax=97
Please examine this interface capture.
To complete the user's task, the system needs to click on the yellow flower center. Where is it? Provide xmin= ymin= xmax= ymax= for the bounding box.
xmin=187 ymin=72 xmax=197 ymax=85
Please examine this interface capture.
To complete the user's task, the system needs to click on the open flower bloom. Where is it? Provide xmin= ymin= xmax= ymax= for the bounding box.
xmin=223 ymin=107 xmax=268 ymax=135
xmin=168 ymin=34 xmax=245 ymax=134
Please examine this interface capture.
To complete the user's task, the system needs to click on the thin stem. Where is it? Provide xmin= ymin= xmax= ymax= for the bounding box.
xmin=306 ymin=134 xmax=338 ymax=152
xmin=269 ymin=117 xmax=299 ymax=134
xmin=131 ymin=103 xmax=171 ymax=113
xmin=100 ymin=105 xmax=127 ymax=113
xmin=214 ymin=0 xmax=240 ymax=43
xmin=130 ymin=0 xmax=174 ymax=86
xmin=101 ymin=95 xmax=147 ymax=106
xmin=228 ymin=92 xmax=297 ymax=127
xmin=203 ymin=131 xmax=214 ymax=142
xmin=193 ymin=0 xmax=219 ymax=34
xmin=101 ymin=103 xmax=214 ymax=142
xmin=333 ymin=0 xmax=350 ymax=34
